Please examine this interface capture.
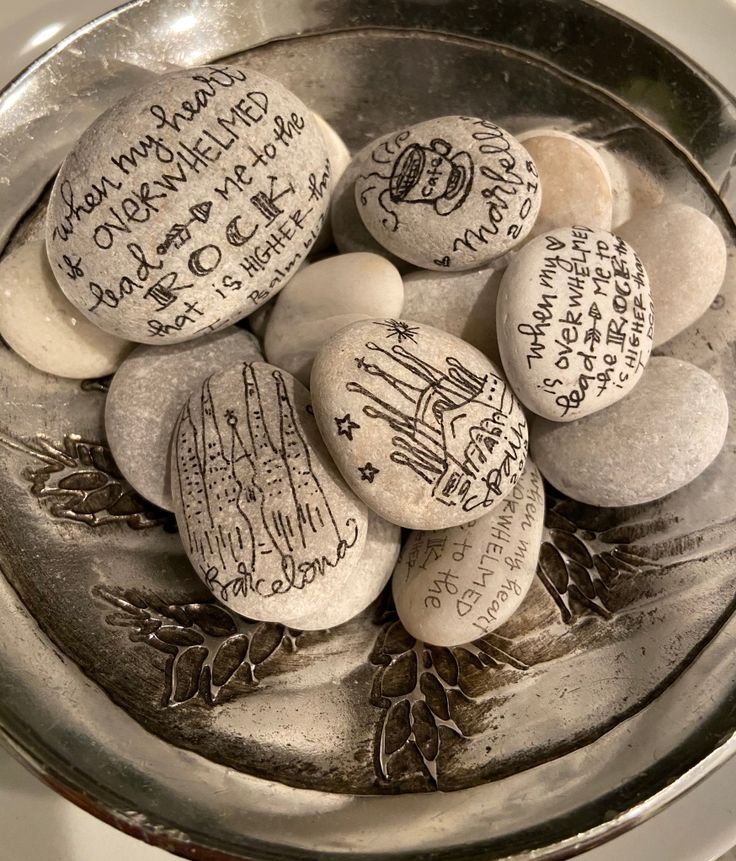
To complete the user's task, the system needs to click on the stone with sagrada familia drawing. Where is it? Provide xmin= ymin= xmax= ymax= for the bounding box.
xmin=310 ymin=318 xmax=529 ymax=531
xmin=46 ymin=65 xmax=331 ymax=345
xmin=353 ymin=115 xmax=541 ymax=271
xmin=171 ymin=360 xmax=369 ymax=626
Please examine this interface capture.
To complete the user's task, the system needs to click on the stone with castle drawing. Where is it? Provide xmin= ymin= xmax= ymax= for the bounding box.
xmin=171 ymin=360 xmax=370 ymax=626
xmin=45 ymin=65 xmax=331 ymax=345
xmin=310 ymin=318 xmax=529 ymax=531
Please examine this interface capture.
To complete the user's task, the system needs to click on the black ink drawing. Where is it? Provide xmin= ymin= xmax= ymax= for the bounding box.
xmin=174 ymin=364 xmax=361 ymax=606
xmin=144 ymin=271 xmax=194 ymax=310
xmin=346 ymin=337 xmax=526 ymax=513
xmin=379 ymin=319 xmax=419 ymax=344
xmin=334 ymin=414 xmax=360 ymax=440
xmin=157 ymin=201 xmax=213 ymax=255
xmin=250 ymin=176 xmax=295 ymax=224
xmin=188 ymin=244 xmax=223 ymax=277
xmin=359 ymin=132 xmax=474 ymax=232
xmin=225 ymin=214 xmax=259 ymax=247
xmin=59 ymin=254 xmax=84 ymax=281
xmin=359 ymin=463 xmax=380 ymax=483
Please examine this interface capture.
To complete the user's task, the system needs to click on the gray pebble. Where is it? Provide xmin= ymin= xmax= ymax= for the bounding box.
xmin=530 ymin=356 xmax=729 ymax=507
xmin=106 ymin=327 xmax=262 ymax=510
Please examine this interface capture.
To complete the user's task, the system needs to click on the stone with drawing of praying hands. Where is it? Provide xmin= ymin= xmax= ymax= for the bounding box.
xmin=310 ymin=319 xmax=529 ymax=531
xmin=171 ymin=360 xmax=369 ymax=626
xmin=45 ymin=65 xmax=331 ymax=345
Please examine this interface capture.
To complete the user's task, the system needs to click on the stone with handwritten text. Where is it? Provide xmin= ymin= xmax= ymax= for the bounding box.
xmin=171 ymin=360 xmax=369 ymax=624
xmin=264 ymin=252 xmax=404 ymax=385
xmin=530 ymin=357 xmax=729 ymax=507
xmin=46 ymin=65 xmax=331 ymax=344
xmin=310 ymin=319 xmax=529 ymax=530
xmin=0 ymin=240 xmax=132 ymax=378
xmin=106 ymin=327 xmax=262 ymax=510
xmin=497 ymin=226 xmax=653 ymax=421
xmin=353 ymin=116 xmax=541 ymax=270
xmin=392 ymin=459 xmax=544 ymax=646
xmin=616 ymin=203 xmax=727 ymax=346
xmin=310 ymin=112 xmax=352 ymax=254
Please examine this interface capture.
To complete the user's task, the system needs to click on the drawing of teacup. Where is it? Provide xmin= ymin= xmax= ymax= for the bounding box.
xmin=389 ymin=138 xmax=474 ymax=215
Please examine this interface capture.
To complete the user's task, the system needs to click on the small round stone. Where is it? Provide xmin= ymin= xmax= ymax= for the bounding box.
xmin=264 ymin=252 xmax=404 ymax=386
xmin=172 ymin=361 xmax=369 ymax=623
xmin=286 ymin=510 xmax=401 ymax=630
xmin=310 ymin=318 xmax=529 ymax=530
xmin=310 ymin=113 xmax=351 ymax=254
xmin=106 ymin=327 xmax=262 ymax=510
xmin=330 ymin=145 xmax=412 ymax=272
xmin=530 ymin=356 xmax=729 ymax=507
xmin=401 ymin=266 xmax=503 ymax=365
xmin=46 ymin=64 xmax=330 ymax=344
xmin=0 ymin=240 xmax=132 ymax=378
xmin=616 ymin=203 xmax=727 ymax=346
xmin=392 ymin=459 xmax=544 ymax=646
xmin=517 ymin=130 xmax=612 ymax=237
xmin=354 ymin=116 xmax=541 ymax=271
xmin=497 ymin=226 xmax=653 ymax=421
xmin=598 ymin=150 xmax=664 ymax=227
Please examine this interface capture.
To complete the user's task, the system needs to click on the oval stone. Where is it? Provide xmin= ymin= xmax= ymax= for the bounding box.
xmin=0 ymin=240 xmax=132 ymax=378
xmin=286 ymin=510 xmax=401 ymax=630
xmin=616 ymin=203 xmax=727 ymax=346
xmin=46 ymin=65 xmax=330 ymax=344
xmin=264 ymin=252 xmax=404 ymax=385
xmin=310 ymin=113 xmax=351 ymax=254
xmin=172 ymin=360 xmax=369 ymax=622
xmin=353 ymin=116 xmax=541 ymax=271
xmin=105 ymin=327 xmax=262 ymax=510
xmin=392 ymin=459 xmax=544 ymax=646
xmin=598 ymin=150 xmax=664 ymax=228
xmin=310 ymin=318 xmax=529 ymax=530
xmin=517 ymin=130 xmax=613 ymax=237
xmin=401 ymin=265 xmax=503 ymax=365
xmin=497 ymin=226 xmax=653 ymax=421
xmin=530 ymin=356 xmax=729 ymax=507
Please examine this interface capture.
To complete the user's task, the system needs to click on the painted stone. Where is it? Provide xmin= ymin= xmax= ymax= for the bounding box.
xmin=517 ymin=130 xmax=612 ymax=237
xmin=616 ymin=203 xmax=727 ymax=346
xmin=530 ymin=356 xmax=729 ymax=507
xmin=105 ymin=327 xmax=263 ymax=510
xmin=330 ymin=144 xmax=413 ymax=273
xmin=392 ymin=459 xmax=544 ymax=646
xmin=353 ymin=116 xmax=541 ymax=271
xmin=264 ymin=252 xmax=404 ymax=385
xmin=310 ymin=113 xmax=352 ymax=254
xmin=171 ymin=360 xmax=369 ymax=624
xmin=310 ymin=318 xmax=529 ymax=530
xmin=497 ymin=226 xmax=653 ymax=421
xmin=45 ymin=64 xmax=331 ymax=344
xmin=287 ymin=510 xmax=401 ymax=630
xmin=0 ymin=240 xmax=132 ymax=378
xmin=401 ymin=266 xmax=502 ymax=365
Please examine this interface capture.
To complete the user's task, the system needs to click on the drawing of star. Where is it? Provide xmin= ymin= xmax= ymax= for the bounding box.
xmin=358 ymin=462 xmax=380 ymax=483
xmin=378 ymin=319 xmax=420 ymax=343
xmin=334 ymin=413 xmax=360 ymax=441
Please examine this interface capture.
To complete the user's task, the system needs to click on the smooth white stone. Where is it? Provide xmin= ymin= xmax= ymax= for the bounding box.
xmin=599 ymin=150 xmax=665 ymax=227
xmin=310 ymin=318 xmax=528 ymax=530
xmin=354 ymin=116 xmax=541 ymax=271
xmin=0 ymin=240 xmax=132 ymax=378
xmin=247 ymin=296 xmax=275 ymax=339
xmin=497 ymin=226 xmax=653 ymax=421
xmin=392 ymin=459 xmax=544 ymax=646
xmin=172 ymin=361 xmax=369 ymax=624
xmin=310 ymin=113 xmax=352 ymax=254
xmin=517 ymin=130 xmax=613 ymax=236
xmin=616 ymin=203 xmax=727 ymax=346
xmin=105 ymin=327 xmax=262 ymax=510
xmin=401 ymin=266 xmax=502 ymax=365
xmin=530 ymin=356 xmax=729 ymax=507
xmin=330 ymin=145 xmax=413 ymax=272
xmin=264 ymin=252 xmax=404 ymax=386
xmin=286 ymin=510 xmax=401 ymax=630
xmin=46 ymin=65 xmax=331 ymax=344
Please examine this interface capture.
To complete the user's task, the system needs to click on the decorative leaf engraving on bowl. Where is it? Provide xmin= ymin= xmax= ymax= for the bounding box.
xmin=96 ymin=585 xmax=301 ymax=706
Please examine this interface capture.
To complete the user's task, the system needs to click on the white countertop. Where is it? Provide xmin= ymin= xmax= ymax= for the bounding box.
xmin=1 ymin=1 xmax=736 ymax=859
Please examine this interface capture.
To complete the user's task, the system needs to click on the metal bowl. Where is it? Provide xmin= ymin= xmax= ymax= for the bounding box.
xmin=2 ymin=0 xmax=736 ymax=858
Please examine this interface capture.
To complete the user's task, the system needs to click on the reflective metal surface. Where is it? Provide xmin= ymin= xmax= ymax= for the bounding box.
xmin=1 ymin=0 xmax=736 ymax=858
